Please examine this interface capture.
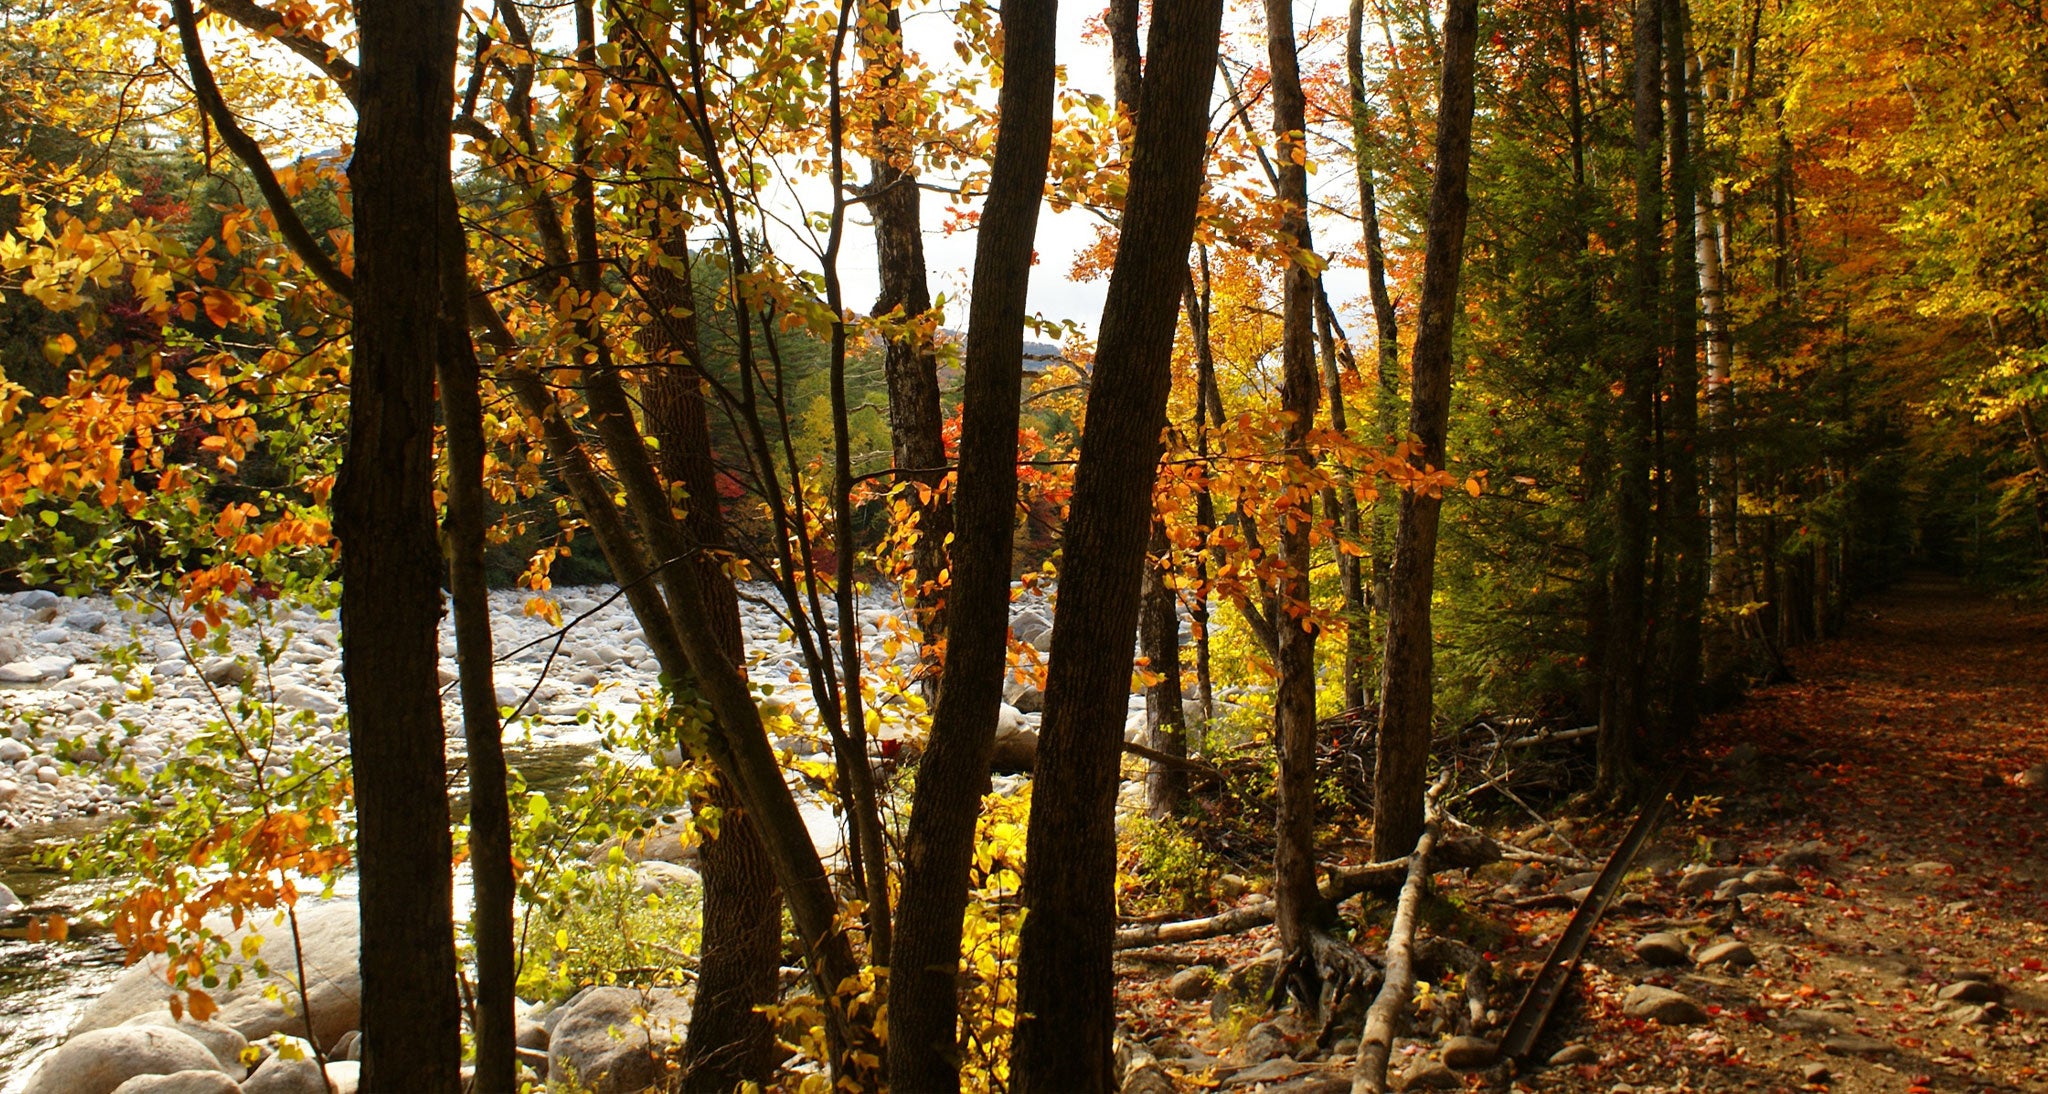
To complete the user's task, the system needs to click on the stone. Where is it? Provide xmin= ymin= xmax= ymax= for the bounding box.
xmin=243 ymin=1050 xmax=360 ymax=1094
xmin=1695 ymin=940 xmax=1757 ymax=968
xmin=1711 ymin=877 xmax=1755 ymax=902
xmin=1936 ymin=979 xmax=2002 ymax=1003
xmin=0 ymin=654 xmax=77 ymax=683
xmin=16 ymin=590 xmax=59 ymax=610
xmin=1005 ymin=679 xmax=1045 ymax=714
xmin=1621 ymin=985 xmax=1709 ymax=1025
xmin=73 ymin=901 xmax=360 ymax=1052
xmin=2016 ymin=763 xmax=2048 ymax=789
xmin=0 ymin=778 xmax=19 ymax=804
xmin=1440 ymin=1035 xmax=1495 ymax=1070
xmin=591 ymin=824 xmax=696 ymax=866
xmin=547 ymin=985 xmax=692 ymax=1094
xmin=1948 ymin=1003 xmax=2002 ymax=1026
xmin=1392 ymin=1059 xmax=1460 ymax=1090
xmin=1210 ymin=953 xmax=1284 ymax=1022
xmin=989 ymin=726 xmax=1038 ymax=772
xmin=1773 ymin=844 xmax=1827 ymax=871
xmin=121 ymin=1013 xmax=251 ymax=1075
xmin=631 ymin=860 xmax=702 ymax=896
xmin=0 ymin=737 xmax=28 ymax=762
xmin=1799 ymin=1062 xmax=1832 ymax=1084
xmin=273 ymin=684 xmax=338 ymax=715
xmin=1167 ymin=965 xmax=1216 ymax=1002
xmin=197 ymin=658 xmax=250 ymax=686
xmin=1234 ymin=1021 xmax=1288 ymax=1064
xmin=1548 ymin=1043 xmax=1599 ymax=1066
xmin=109 ymin=1072 xmax=243 ymax=1094
xmin=1633 ymin=932 xmax=1691 ymax=967
xmin=1905 ymin=861 xmax=1951 ymax=877
xmin=1743 ymin=869 xmax=1801 ymax=893
xmin=1822 ymin=1034 xmax=1890 ymax=1056
xmin=1674 ymin=866 xmax=1745 ymax=897
xmin=0 ymin=881 xmax=21 ymax=915
xmin=22 ymin=1026 xmax=224 ymax=1094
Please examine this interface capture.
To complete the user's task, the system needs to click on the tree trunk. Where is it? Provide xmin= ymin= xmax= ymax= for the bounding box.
xmin=1010 ymin=0 xmax=1225 ymax=1085
xmin=1140 ymin=520 xmax=1187 ymax=818
xmin=1663 ymin=0 xmax=1706 ymax=740
xmin=638 ymin=243 xmax=784 ymax=1093
xmin=1597 ymin=0 xmax=1662 ymax=801
xmin=1263 ymin=0 xmax=1324 ymax=955
xmin=1316 ymin=290 xmax=1367 ymax=713
xmin=435 ymin=205 xmax=514 ymax=1094
xmin=1347 ymin=0 xmax=1403 ymax=679
xmin=866 ymin=1 xmax=952 ymax=669
xmin=884 ymin=0 xmax=1058 ymax=1084
xmin=1369 ymin=0 xmax=1480 ymax=864
xmin=340 ymin=2 xmax=464 ymax=1086
xmin=1698 ymin=184 xmax=1737 ymax=597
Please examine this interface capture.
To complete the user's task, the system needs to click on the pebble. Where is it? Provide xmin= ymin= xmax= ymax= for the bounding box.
xmin=1905 ymin=860 xmax=1952 ymax=877
xmin=1695 ymin=940 xmax=1757 ymax=968
xmin=1621 ymin=985 xmax=1709 ymax=1025
xmin=1548 ymin=1043 xmax=1598 ymax=1066
xmin=1935 ymin=979 xmax=2001 ymax=1003
xmin=0 ymin=738 xmax=27 ymax=762
xmin=1166 ymin=965 xmax=1215 ymax=1001
xmin=1800 ymin=1062 xmax=1831 ymax=1083
xmin=1633 ymin=932 xmax=1690 ymax=967
xmin=1439 ymin=1035 xmax=1494 ymax=1071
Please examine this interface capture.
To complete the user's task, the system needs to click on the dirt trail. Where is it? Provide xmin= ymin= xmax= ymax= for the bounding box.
xmin=1534 ymin=574 xmax=2048 ymax=1092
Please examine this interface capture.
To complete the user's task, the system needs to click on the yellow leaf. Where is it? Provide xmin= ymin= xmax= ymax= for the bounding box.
xmin=1463 ymin=476 xmax=1483 ymax=497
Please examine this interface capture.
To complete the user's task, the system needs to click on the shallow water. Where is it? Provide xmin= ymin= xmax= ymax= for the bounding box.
xmin=0 ymin=741 xmax=600 ymax=1090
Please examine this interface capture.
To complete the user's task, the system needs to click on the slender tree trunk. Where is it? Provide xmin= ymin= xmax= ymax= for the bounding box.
xmin=1664 ymin=0 xmax=1706 ymax=738
xmin=1597 ymin=0 xmax=1662 ymax=801
xmin=865 ymin=1 xmax=952 ymax=668
xmin=1699 ymin=184 xmax=1737 ymax=597
xmin=1316 ymin=290 xmax=1367 ymax=712
xmin=1186 ymin=258 xmax=1220 ymax=724
xmin=1009 ymin=0 xmax=1224 ymax=1085
xmin=884 ymin=0 xmax=1058 ymax=1084
xmin=341 ymin=2 xmax=464 ymax=1086
xmin=1263 ymin=0 xmax=1324 ymax=954
xmin=1347 ymin=0 xmax=1403 ymax=680
xmin=1369 ymin=0 xmax=1480 ymax=864
xmin=1140 ymin=520 xmax=1188 ymax=818
xmin=436 ymin=205 xmax=514 ymax=1094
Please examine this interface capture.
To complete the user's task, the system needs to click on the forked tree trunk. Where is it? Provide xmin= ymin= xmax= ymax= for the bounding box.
xmin=1598 ymin=0 xmax=1663 ymax=801
xmin=1371 ymin=0 xmax=1480 ymax=864
xmin=1010 ymin=0 xmax=1225 ymax=1085
xmin=340 ymin=2 xmax=464 ymax=1086
xmin=1263 ymin=0 xmax=1324 ymax=955
xmin=885 ymin=0 xmax=1058 ymax=1084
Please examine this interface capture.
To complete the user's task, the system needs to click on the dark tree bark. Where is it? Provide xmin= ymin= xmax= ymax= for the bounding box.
xmin=1262 ymin=0 xmax=1324 ymax=955
xmin=1009 ymin=0 xmax=1225 ymax=1085
xmin=1598 ymin=0 xmax=1662 ymax=799
xmin=885 ymin=0 xmax=1059 ymax=1084
xmin=435 ymin=207 xmax=515 ymax=1094
xmin=1139 ymin=520 xmax=1188 ymax=818
xmin=1346 ymin=0 xmax=1403 ymax=683
xmin=865 ymin=1 xmax=953 ymax=667
xmin=640 ymin=245 xmax=784 ymax=1093
xmin=1663 ymin=0 xmax=1706 ymax=740
xmin=1370 ymin=0 xmax=1480 ymax=864
xmin=340 ymin=1 xmax=464 ymax=1087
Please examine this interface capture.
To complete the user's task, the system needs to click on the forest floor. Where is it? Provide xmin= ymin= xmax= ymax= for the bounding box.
xmin=1114 ymin=574 xmax=2048 ymax=1093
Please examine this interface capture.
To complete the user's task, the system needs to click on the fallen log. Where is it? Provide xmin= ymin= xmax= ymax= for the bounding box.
xmin=1351 ymin=772 xmax=1452 ymax=1094
xmin=1502 ymin=724 xmax=1596 ymax=748
xmin=1111 ymin=834 xmax=1498 ymax=949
